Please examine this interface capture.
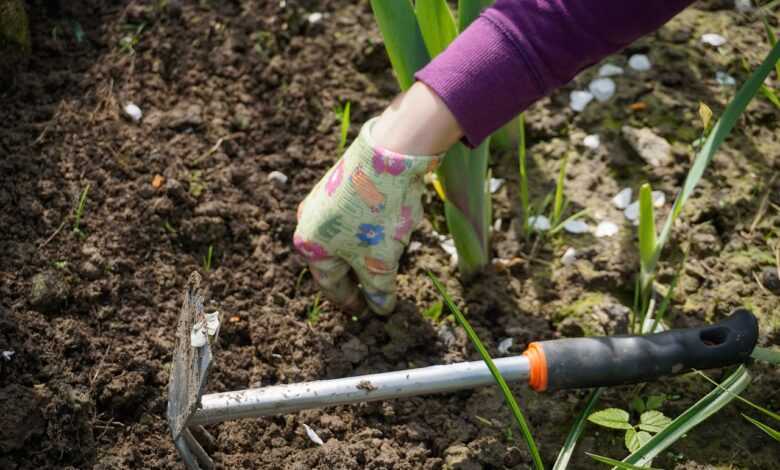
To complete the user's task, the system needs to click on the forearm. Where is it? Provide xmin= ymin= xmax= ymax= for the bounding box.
xmin=415 ymin=0 xmax=695 ymax=146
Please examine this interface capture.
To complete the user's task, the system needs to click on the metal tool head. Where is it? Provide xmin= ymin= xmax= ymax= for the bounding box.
xmin=167 ymin=272 xmax=215 ymax=470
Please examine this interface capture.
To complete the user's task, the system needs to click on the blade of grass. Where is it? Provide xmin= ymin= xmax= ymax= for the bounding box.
xmin=648 ymin=252 xmax=686 ymax=334
xmin=369 ymin=0 xmax=430 ymax=90
xmin=553 ymin=388 xmax=604 ymax=470
xmin=415 ymin=0 xmax=457 ymax=57
xmin=551 ymin=153 xmax=569 ymax=225
xmin=694 ymin=369 xmax=780 ymax=421
xmin=622 ymin=366 xmax=751 ymax=467
xmin=751 ymin=346 xmax=780 ymax=364
xmin=761 ymin=15 xmax=780 ymax=78
xmin=337 ymin=101 xmax=351 ymax=154
xmin=517 ymin=113 xmax=530 ymax=237
xmin=587 ymin=453 xmax=661 ymax=470
xmin=428 ymin=273 xmax=544 ymax=470
xmin=655 ymin=41 xmax=780 ymax=261
xmin=742 ymin=414 xmax=780 ymax=441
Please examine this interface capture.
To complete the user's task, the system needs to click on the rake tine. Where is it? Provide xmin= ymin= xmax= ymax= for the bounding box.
xmin=174 ymin=435 xmax=203 ymax=470
xmin=183 ymin=428 xmax=215 ymax=470
xmin=190 ymin=425 xmax=216 ymax=451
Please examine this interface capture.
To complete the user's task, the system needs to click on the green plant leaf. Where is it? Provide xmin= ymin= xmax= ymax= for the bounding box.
xmin=456 ymin=0 xmax=492 ymax=32
xmin=751 ymin=346 xmax=780 ymax=365
xmin=743 ymin=414 xmax=780 ymax=441
xmin=369 ymin=0 xmax=430 ymax=90
xmin=638 ymin=411 xmax=672 ymax=433
xmin=423 ymin=300 xmax=444 ymax=322
xmin=337 ymin=101 xmax=351 ymax=153
xmin=630 ymin=397 xmax=646 ymax=414
xmin=761 ymin=15 xmax=780 ymax=78
xmin=586 ymin=453 xmax=661 ymax=470
xmin=553 ymin=388 xmax=604 ymax=470
xmin=517 ymin=113 xmax=530 ymax=237
xmin=638 ymin=183 xmax=657 ymax=288
xmin=645 ymin=394 xmax=667 ymax=411
xmin=444 ymin=201 xmax=489 ymax=278
xmin=655 ymin=41 xmax=780 ymax=260
xmin=625 ymin=428 xmax=652 ymax=453
xmin=414 ymin=0 xmax=457 ymax=57
xmin=428 ymin=273 xmax=544 ymax=470
xmin=551 ymin=153 xmax=569 ymax=225
xmin=623 ymin=366 xmax=751 ymax=467
xmin=588 ymin=408 xmax=633 ymax=430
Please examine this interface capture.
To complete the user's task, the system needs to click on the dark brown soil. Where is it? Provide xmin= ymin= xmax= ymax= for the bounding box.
xmin=1 ymin=1 xmax=778 ymax=469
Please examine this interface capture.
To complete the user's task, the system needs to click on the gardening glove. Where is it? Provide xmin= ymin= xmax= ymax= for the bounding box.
xmin=293 ymin=117 xmax=441 ymax=315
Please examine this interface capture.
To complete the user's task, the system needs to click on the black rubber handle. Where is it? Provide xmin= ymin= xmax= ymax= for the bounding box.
xmin=532 ymin=309 xmax=758 ymax=392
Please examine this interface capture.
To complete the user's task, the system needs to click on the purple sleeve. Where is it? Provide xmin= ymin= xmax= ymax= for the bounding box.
xmin=415 ymin=0 xmax=694 ymax=147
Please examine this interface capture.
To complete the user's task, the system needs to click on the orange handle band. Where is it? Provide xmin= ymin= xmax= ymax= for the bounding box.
xmin=523 ymin=342 xmax=548 ymax=392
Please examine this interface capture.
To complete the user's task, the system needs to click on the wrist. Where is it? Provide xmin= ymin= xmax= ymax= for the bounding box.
xmin=371 ymin=81 xmax=463 ymax=155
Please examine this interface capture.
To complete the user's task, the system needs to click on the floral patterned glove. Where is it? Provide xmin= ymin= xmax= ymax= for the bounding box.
xmin=293 ymin=118 xmax=441 ymax=314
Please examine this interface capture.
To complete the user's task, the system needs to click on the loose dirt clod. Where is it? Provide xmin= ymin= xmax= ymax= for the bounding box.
xmin=29 ymin=270 xmax=69 ymax=314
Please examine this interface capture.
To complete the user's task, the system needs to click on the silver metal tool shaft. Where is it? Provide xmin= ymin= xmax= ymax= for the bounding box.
xmin=190 ymin=356 xmax=530 ymax=426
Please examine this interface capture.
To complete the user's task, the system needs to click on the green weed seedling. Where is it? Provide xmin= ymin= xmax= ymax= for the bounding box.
xmin=202 ymin=245 xmax=213 ymax=272
xmin=307 ymin=293 xmax=322 ymax=325
xmin=72 ymin=184 xmax=90 ymax=237
xmin=119 ymin=23 xmax=145 ymax=54
xmin=335 ymin=101 xmax=351 ymax=154
xmin=588 ymin=403 xmax=672 ymax=453
xmin=422 ymin=300 xmax=444 ymax=322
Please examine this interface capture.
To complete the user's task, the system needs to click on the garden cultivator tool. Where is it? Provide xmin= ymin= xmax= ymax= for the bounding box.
xmin=167 ymin=274 xmax=759 ymax=470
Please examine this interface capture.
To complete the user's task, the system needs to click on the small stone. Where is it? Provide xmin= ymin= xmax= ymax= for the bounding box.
xmin=267 ymin=171 xmax=288 ymax=184
xmin=716 ymin=71 xmax=736 ymax=86
xmin=408 ymin=241 xmax=422 ymax=253
xmin=621 ymin=126 xmax=672 ymax=167
xmin=652 ymin=190 xmax=666 ymax=208
xmin=583 ymin=134 xmax=600 ymax=149
xmin=624 ymin=200 xmax=640 ymax=221
xmin=497 ymin=338 xmax=514 ymax=355
xmin=529 ymin=215 xmax=551 ymax=232
xmin=166 ymin=103 xmax=203 ymax=129
xmin=612 ymin=188 xmax=633 ymax=209
xmin=595 ymin=221 xmax=619 ymax=238
xmin=570 ymin=90 xmax=594 ymax=112
xmin=701 ymin=33 xmax=727 ymax=47
xmin=563 ymin=219 xmax=590 ymax=234
xmin=628 ymin=54 xmax=652 ymax=71
xmin=493 ymin=217 xmax=502 ymax=232
xmin=444 ymin=445 xmax=480 ymax=470
xmin=734 ymin=0 xmax=753 ymax=12
xmin=340 ymin=337 xmax=368 ymax=364
xmin=598 ymin=63 xmax=624 ymax=77
xmin=123 ymin=103 xmax=142 ymax=122
xmin=561 ymin=247 xmax=577 ymax=266
xmin=761 ymin=267 xmax=780 ymax=295
xmin=30 ymin=271 xmax=69 ymax=314
xmin=588 ymin=77 xmax=616 ymax=102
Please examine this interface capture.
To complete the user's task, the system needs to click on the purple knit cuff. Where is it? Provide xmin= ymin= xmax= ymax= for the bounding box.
xmin=415 ymin=14 xmax=543 ymax=148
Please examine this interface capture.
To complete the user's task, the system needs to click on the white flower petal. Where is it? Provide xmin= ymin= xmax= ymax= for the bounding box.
xmin=570 ymin=90 xmax=594 ymax=112
xmin=563 ymin=219 xmax=590 ymax=234
xmin=408 ymin=241 xmax=422 ymax=253
xmin=303 ymin=424 xmax=325 ymax=446
xmin=497 ymin=338 xmax=514 ymax=355
xmin=598 ymin=64 xmax=624 ymax=77
xmin=624 ymin=200 xmax=640 ymax=221
xmin=735 ymin=0 xmax=753 ymax=12
xmin=628 ymin=54 xmax=652 ymax=72
xmin=268 ymin=171 xmax=288 ymax=184
xmin=595 ymin=221 xmax=619 ymax=238
xmin=715 ymin=71 xmax=736 ymax=86
xmin=1 ymin=350 xmax=15 ymax=361
xmin=489 ymin=178 xmax=504 ymax=193
xmin=493 ymin=217 xmax=503 ymax=232
xmin=583 ymin=134 xmax=600 ymax=149
xmin=612 ymin=188 xmax=633 ymax=209
xmin=561 ymin=247 xmax=577 ymax=266
xmin=588 ymin=78 xmax=616 ymax=102
xmin=307 ymin=12 xmax=323 ymax=23
xmin=701 ymin=33 xmax=727 ymax=47
xmin=123 ymin=103 xmax=143 ymax=122
xmin=529 ymin=215 xmax=551 ymax=232
xmin=652 ymin=190 xmax=666 ymax=208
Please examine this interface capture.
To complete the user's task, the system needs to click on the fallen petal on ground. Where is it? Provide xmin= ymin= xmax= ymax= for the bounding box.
xmin=595 ymin=221 xmax=619 ymax=237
